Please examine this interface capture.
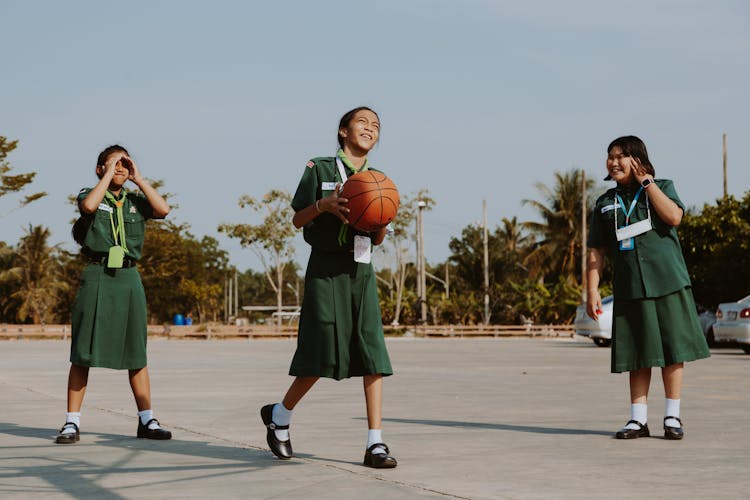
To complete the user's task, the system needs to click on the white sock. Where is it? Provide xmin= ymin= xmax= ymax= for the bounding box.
xmin=272 ymin=403 xmax=292 ymax=441
xmin=62 ymin=412 xmax=81 ymax=434
xmin=624 ymin=403 xmax=648 ymax=430
xmin=138 ymin=409 xmax=160 ymax=430
xmin=367 ymin=429 xmax=385 ymax=455
xmin=665 ymin=399 xmax=681 ymax=427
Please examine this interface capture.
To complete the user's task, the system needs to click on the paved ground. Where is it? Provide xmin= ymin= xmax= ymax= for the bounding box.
xmin=1 ymin=337 xmax=748 ymax=499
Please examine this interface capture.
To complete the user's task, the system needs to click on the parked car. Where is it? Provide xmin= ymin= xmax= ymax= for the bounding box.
xmin=713 ymin=295 xmax=750 ymax=354
xmin=574 ymin=295 xmax=614 ymax=347
xmin=574 ymin=296 xmax=716 ymax=348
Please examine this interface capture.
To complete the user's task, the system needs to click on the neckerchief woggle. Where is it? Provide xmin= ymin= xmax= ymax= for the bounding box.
xmin=335 ymin=149 xmax=368 ymax=246
xmin=103 ymin=189 xmax=129 ymax=252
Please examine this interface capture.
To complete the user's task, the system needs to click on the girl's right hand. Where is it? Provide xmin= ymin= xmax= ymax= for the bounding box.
xmin=317 ymin=183 xmax=350 ymax=224
xmin=586 ymin=289 xmax=603 ymax=320
xmin=102 ymin=153 xmax=125 ymax=177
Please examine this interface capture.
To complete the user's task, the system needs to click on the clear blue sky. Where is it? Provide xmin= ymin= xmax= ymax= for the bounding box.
xmin=2 ymin=0 xmax=748 ymax=271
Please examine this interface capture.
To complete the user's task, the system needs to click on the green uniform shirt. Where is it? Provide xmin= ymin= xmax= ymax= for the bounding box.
xmin=77 ymin=188 xmax=154 ymax=260
xmin=588 ymin=179 xmax=691 ymax=300
xmin=291 ymin=156 xmax=376 ymax=252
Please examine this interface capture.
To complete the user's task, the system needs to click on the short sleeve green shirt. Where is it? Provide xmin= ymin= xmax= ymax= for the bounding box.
xmin=291 ymin=157 xmax=375 ymax=252
xmin=588 ymin=179 xmax=691 ymax=300
xmin=76 ymin=188 xmax=154 ymax=260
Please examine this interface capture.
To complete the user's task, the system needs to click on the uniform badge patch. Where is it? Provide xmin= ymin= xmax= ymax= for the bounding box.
xmin=306 ymin=160 xmax=315 ymax=169
xmin=130 ymin=206 xmax=137 ymax=214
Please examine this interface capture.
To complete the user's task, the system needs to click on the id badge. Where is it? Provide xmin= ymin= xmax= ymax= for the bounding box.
xmin=353 ymin=235 xmax=371 ymax=264
xmin=107 ymin=245 xmax=125 ymax=268
xmin=619 ymin=237 xmax=635 ymax=251
xmin=615 ymin=218 xmax=652 ymax=241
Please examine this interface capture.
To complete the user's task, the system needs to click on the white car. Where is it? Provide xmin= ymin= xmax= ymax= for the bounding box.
xmin=574 ymin=296 xmax=716 ymax=348
xmin=574 ymin=295 xmax=614 ymax=347
xmin=713 ymin=295 xmax=750 ymax=354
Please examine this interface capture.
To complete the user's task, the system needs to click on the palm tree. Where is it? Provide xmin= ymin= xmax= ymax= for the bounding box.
xmin=0 ymin=225 xmax=68 ymax=324
xmin=522 ymin=169 xmax=594 ymax=285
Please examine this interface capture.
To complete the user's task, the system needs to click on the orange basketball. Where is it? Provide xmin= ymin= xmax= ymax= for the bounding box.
xmin=340 ymin=171 xmax=400 ymax=232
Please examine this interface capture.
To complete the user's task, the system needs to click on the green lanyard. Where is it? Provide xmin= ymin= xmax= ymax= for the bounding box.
xmin=335 ymin=149 xmax=369 ymax=245
xmin=103 ymin=190 xmax=128 ymax=252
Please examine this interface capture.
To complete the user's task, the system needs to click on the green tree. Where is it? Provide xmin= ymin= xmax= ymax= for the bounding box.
xmin=218 ymin=189 xmax=297 ymax=326
xmin=0 ymin=225 xmax=68 ymax=324
xmin=375 ymin=189 xmax=434 ymax=325
xmin=140 ymin=221 xmax=230 ymax=323
xmin=444 ymin=218 xmax=533 ymax=324
xmin=680 ymin=192 xmax=750 ymax=307
xmin=0 ymin=137 xmax=46 ymax=215
xmin=522 ymin=169 xmax=594 ymax=285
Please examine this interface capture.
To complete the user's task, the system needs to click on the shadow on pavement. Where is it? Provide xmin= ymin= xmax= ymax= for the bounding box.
xmin=378 ymin=417 xmax=612 ymax=436
xmin=0 ymin=422 xmax=295 ymax=498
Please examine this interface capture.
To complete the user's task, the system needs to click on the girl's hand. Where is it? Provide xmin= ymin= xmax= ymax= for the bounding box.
xmin=629 ymin=156 xmax=653 ymax=185
xmin=102 ymin=153 xmax=125 ymax=178
xmin=586 ymin=289 xmax=603 ymax=320
xmin=317 ymin=183 xmax=349 ymax=224
xmin=122 ymin=156 xmax=143 ymax=185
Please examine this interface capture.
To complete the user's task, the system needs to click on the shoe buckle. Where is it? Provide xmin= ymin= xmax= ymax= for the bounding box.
xmin=269 ymin=422 xmax=276 ymax=430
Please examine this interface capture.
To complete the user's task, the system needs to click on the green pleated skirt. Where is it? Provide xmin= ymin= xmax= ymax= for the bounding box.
xmin=290 ymin=250 xmax=393 ymax=380
xmin=611 ymin=287 xmax=710 ymax=373
xmin=70 ymin=264 xmax=148 ymax=370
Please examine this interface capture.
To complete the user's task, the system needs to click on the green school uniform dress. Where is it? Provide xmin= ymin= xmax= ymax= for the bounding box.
xmin=588 ymin=179 xmax=710 ymax=373
xmin=289 ymin=152 xmax=393 ymax=380
xmin=70 ymin=188 xmax=154 ymax=370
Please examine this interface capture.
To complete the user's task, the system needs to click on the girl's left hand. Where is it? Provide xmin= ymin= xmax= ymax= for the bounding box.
xmin=629 ymin=156 xmax=653 ymax=184
xmin=122 ymin=156 xmax=143 ymax=184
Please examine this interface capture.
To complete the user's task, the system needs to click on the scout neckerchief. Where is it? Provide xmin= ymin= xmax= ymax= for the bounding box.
xmin=335 ymin=149 xmax=369 ymax=245
xmin=103 ymin=189 xmax=129 ymax=253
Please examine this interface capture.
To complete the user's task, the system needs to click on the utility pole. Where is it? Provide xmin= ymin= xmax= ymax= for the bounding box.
xmin=581 ymin=169 xmax=588 ymax=302
xmin=723 ymin=133 xmax=728 ymax=199
xmin=416 ymin=200 xmax=427 ymax=323
xmin=234 ymin=270 xmax=239 ymax=323
xmin=483 ymin=199 xmax=489 ymax=326
xmin=224 ymin=277 xmax=228 ymax=323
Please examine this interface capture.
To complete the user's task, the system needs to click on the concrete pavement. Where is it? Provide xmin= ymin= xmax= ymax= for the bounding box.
xmin=1 ymin=337 xmax=748 ymax=499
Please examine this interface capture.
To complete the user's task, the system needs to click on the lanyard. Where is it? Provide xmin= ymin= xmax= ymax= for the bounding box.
xmin=613 ymin=186 xmax=650 ymax=236
xmin=334 ymin=150 xmax=368 ymax=245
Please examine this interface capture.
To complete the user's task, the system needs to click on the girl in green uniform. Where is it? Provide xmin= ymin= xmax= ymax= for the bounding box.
xmin=55 ymin=145 xmax=173 ymax=444
xmin=260 ymin=107 xmax=397 ymax=468
xmin=587 ymin=136 xmax=710 ymax=440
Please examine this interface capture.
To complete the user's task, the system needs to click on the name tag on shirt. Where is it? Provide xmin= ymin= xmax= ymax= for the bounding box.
xmin=354 ymin=235 xmax=371 ymax=263
xmin=321 ymin=182 xmax=337 ymax=191
xmin=97 ymin=203 xmax=113 ymax=213
xmin=601 ymin=204 xmax=620 ymax=214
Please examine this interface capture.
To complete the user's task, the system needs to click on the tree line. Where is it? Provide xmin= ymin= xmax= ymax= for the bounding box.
xmin=2 ymin=136 xmax=748 ymax=326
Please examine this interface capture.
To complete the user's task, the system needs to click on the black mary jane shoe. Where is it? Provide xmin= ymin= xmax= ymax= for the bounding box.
xmin=664 ymin=416 xmax=684 ymax=440
xmin=55 ymin=422 xmax=80 ymax=444
xmin=363 ymin=443 xmax=398 ymax=469
xmin=137 ymin=418 xmax=172 ymax=440
xmin=260 ymin=404 xmax=292 ymax=460
xmin=615 ymin=420 xmax=650 ymax=439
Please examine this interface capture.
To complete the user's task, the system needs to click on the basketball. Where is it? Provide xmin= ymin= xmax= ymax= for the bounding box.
xmin=340 ymin=170 xmax=400 ymax=232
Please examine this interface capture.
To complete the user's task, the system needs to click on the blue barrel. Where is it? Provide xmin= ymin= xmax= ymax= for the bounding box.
xmin=173 ymin=314 xmax=185 ymax=325
xmin=185 ymin=316 xmax=193 ymax=326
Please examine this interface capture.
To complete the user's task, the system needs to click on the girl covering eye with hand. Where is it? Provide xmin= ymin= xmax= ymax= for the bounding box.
xmin=56 ymin=144 xmax=172 ymax=444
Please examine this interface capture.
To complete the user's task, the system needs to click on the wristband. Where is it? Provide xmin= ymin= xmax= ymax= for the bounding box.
xmin=315 ymin=200 xmax=322 ymax=213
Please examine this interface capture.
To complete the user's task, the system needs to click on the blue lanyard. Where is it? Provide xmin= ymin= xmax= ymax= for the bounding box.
xmin=616 ymin=186 xmax=644 ymax=225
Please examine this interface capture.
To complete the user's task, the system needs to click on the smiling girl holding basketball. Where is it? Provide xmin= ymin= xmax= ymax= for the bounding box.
xmin=260 ymin=106 xmax=397 ymax=468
